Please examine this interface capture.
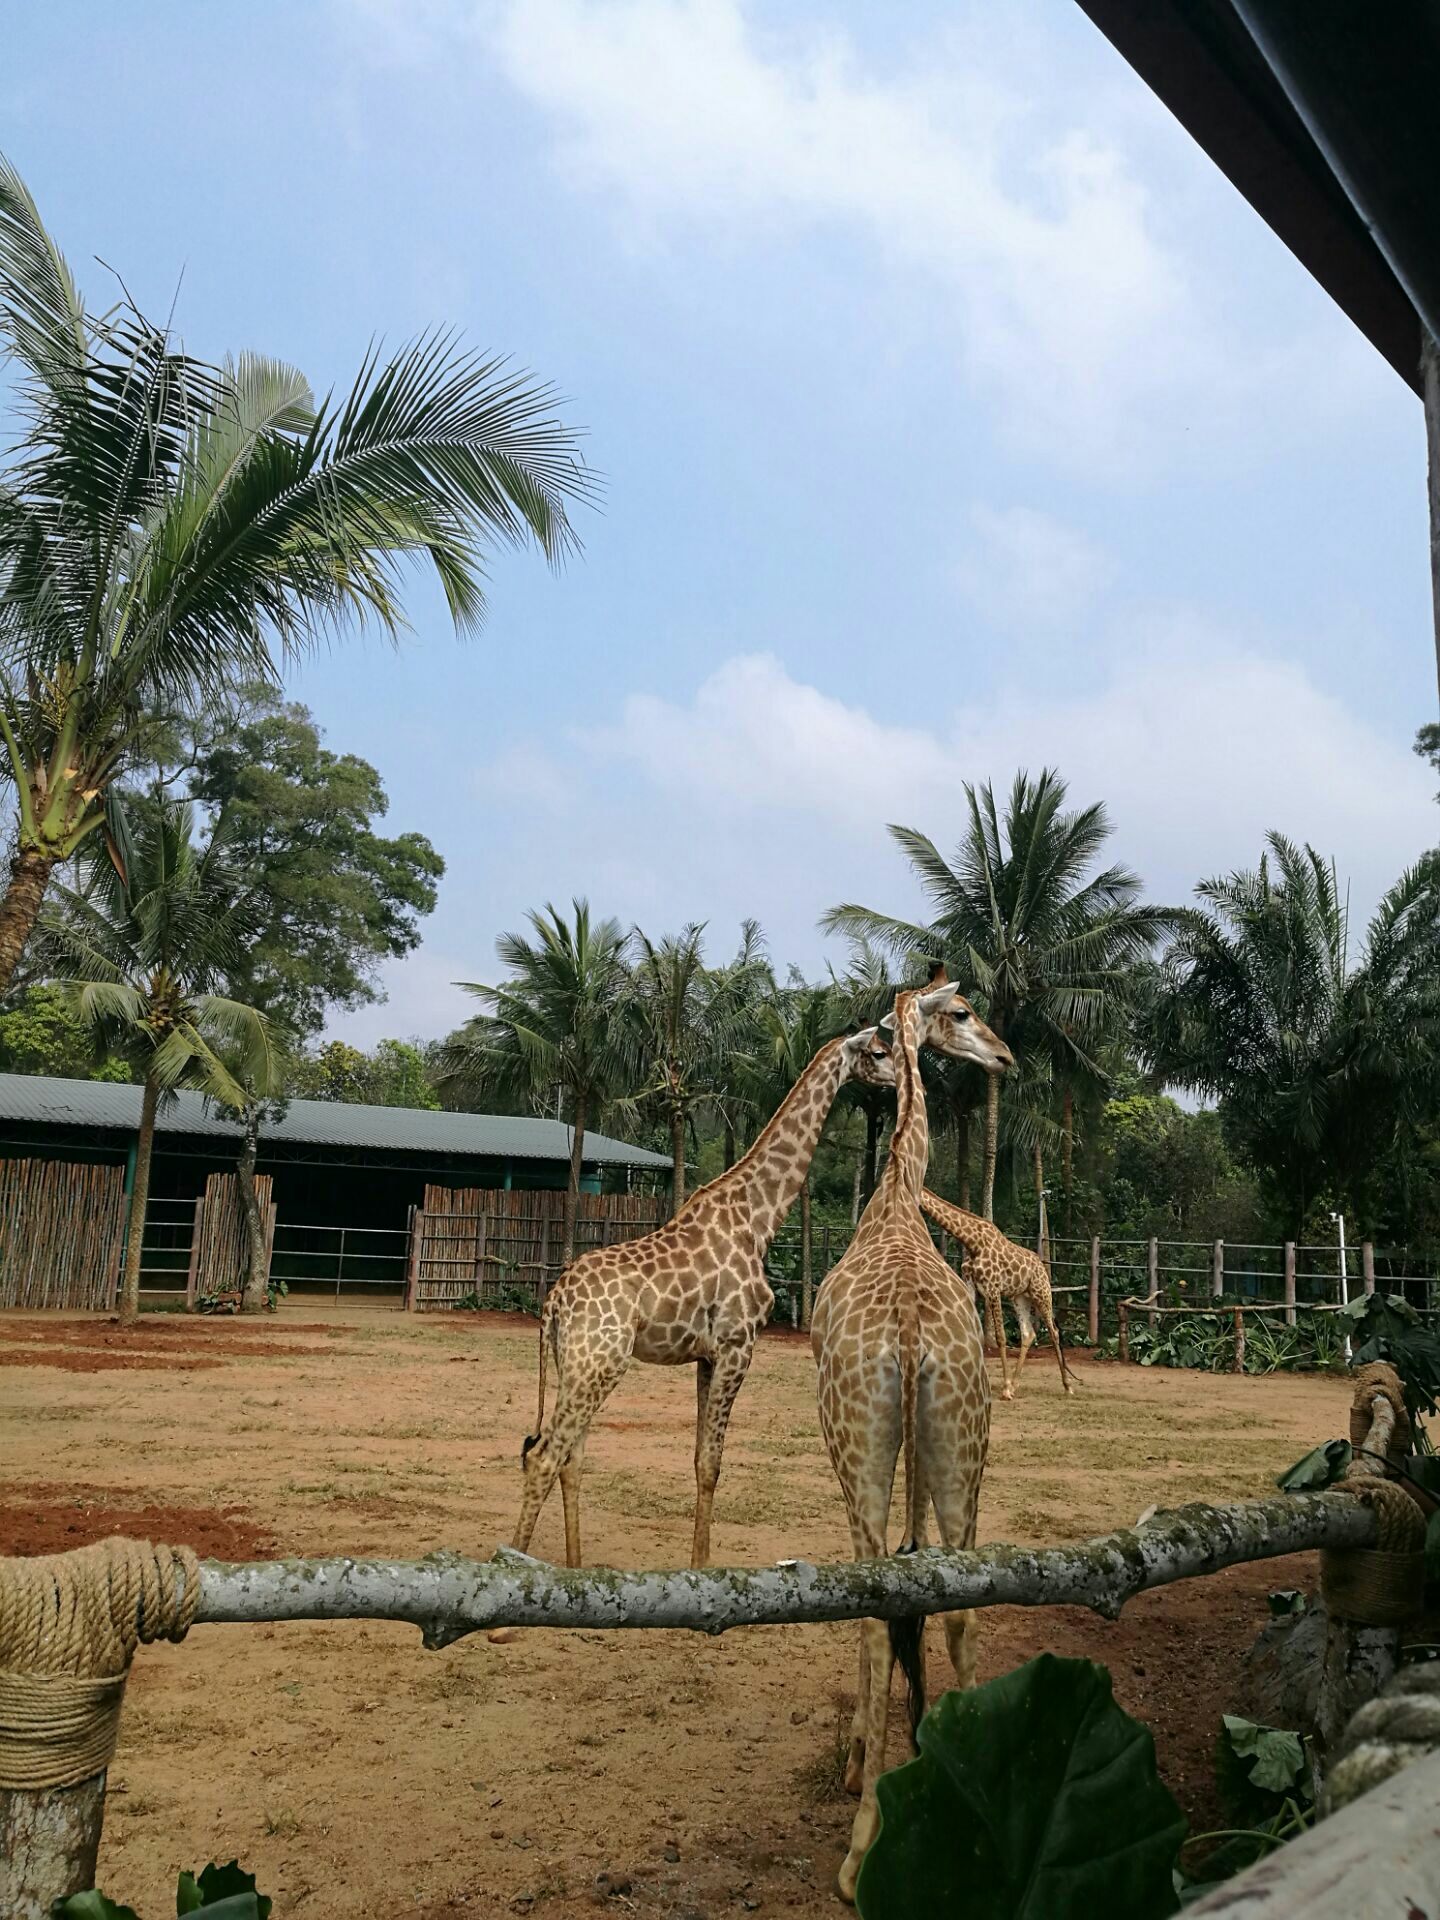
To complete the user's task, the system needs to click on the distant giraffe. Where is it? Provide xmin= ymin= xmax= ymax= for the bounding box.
xmin=498 ymin=983 xmax=1011 ymax=1587
xmin=812 ymin=987 xmax=995 ymax=1902
xmin=921 ymin=1190 xmax=1077 ymax=1399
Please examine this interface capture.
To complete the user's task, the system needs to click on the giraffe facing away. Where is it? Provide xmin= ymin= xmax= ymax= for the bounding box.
xmin=920 ymin=1190 xmax=1077 ymax=1400
xmin=499 ymin=984 xmax=1011 ymax=1583
xmin=812 ymin=987 xmax=996 ymax=1903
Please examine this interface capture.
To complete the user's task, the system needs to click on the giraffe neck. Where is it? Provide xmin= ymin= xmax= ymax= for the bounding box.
xmin=719 ymin=1036 xmax=850 ymax=1245
xmin=878 ymin=993 xmax=928 ymax=1207
xmin=921 ymin=1192 xmax=994 ymax=1256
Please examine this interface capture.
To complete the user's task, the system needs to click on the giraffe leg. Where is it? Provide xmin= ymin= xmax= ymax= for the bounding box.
xmin=1012 ymin=1298 xmax=1036 ymax=1390
xmin=1041 ymin=1299 xmax=1076 ymax=1394
xmin=509 ymin=1344 xmax=627 ymax=1557
xmin=690 ymin=1342 xmax=754 ymax=1568
xmin=927 ymin=1473 xmax=983 ymax=1692
xmin=559 ymin=1435 xmax=587 ymax=1569
xmin=843 ymin=1633 xmax=871 ymax=1796
xmin=986 ymin=1291 xmax=1013 ymax=1401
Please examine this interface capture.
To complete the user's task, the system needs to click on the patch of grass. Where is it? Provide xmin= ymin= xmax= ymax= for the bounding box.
xmin=263 ymin=1809 xmax=303 ymax=1839
xmin=793 ymin=1694 xmax=853 ymax=1803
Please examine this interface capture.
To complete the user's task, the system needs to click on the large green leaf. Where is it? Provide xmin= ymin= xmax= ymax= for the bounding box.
xmin=52 ymin=1896 xmax=139 ymax=1920
xmin=1220 ymin=1716 xmax=1306 ymax=1796
xmin=176 ymin=1863 xmax=270 ymax=1919
xmin=855 ymin=1655 xmax=1185 ymax=1920
xmin=1276 ymin=1438 xmax=1351 ymax=1491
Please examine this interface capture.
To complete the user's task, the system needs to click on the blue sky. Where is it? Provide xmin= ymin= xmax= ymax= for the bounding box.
xmin=6 ymin=1 xmax=1436 ymax=1042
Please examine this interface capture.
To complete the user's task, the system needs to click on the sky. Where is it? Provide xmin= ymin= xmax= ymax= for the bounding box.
xmin=5 ymin=1 xmax=1437 ymax=1044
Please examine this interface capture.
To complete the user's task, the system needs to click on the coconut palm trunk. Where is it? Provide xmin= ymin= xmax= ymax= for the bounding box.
xmin=957 ymin=1108 xmax=971 ymax=1210
xmin=562 ymin=1093 xmax=588 ymax=1268
xmin=1061 ymin=1081 xmax=1075 ymax=1236
xmin=799 ymin=1176 xmax=814 ymax=1330
xmin=1032 ymin=1138 xmax=1050 ymax=1268
xmin=118 ymin=1076 xmax=160 ymax=1325
xmin=670 ymin=1106 xmax=687 ymax=1216
xmin=237 ymin=1105 xmax=270 ymax=1314
xmin=0 ymin=850 xmax=55 ymax=998
xmin=982 ymin=1073 xmax=1001 ymax=1221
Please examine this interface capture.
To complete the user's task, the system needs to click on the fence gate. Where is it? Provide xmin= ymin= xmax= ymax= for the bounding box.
xmin=185 ymin=1172 xmax=276 ymax=1306
xmin=0 ymin=1156 xmax=128 ymax=1310
xmin=408 ymin=1186 xmax=666 ymax=1310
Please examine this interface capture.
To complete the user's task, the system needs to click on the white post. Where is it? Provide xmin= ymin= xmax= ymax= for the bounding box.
xmin=1333 ymin=1210 xmax=1351 ymax=1361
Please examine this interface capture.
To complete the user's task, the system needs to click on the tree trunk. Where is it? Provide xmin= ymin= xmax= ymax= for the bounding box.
xmin=237 ymin=1105 xmax=269 ymax=1313
xmin=562 ymin=1092 xmax=587 ymax=1266
xmin=851 ymin=1147 xmax=862 ymax=1227
xmin=1033 ymin=1137 xmax=1050 ymax=1268
xmin=1061 ymin=1082 xmax=1074 ymax=1236
xmin=118 ymin=1076 xmax=159 ymax=1324
xmin=799 ymin=1176 xmax=813 ymax=1330
xmin=982 ymin=1073 xmax=1000 ymax=1222
xmin=1424 ymin=326 xmax=1440 ymax=706
xmin=723 ymin=1117 xmax=736 ymax=1171
xmin=0 ymin=847 xmax=55 ymax=998
xmin=863 ymin=1106 xmax=880 ymax=1204
xmin=957 ymin=1108 xmax=971 ymax=1210
xmin=670 ymin=1108 xmax=686 ymax=1217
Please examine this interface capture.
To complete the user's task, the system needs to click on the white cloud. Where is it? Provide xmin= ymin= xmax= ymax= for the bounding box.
xmin=955 ymin=505 xmax=1117 ymax=631
xmin=330 ymin=633 xmax=1433 ymax=1045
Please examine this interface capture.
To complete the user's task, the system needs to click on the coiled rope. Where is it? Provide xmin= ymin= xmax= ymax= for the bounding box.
xmin=0 ymin=1538 xmax=199 ymax=1791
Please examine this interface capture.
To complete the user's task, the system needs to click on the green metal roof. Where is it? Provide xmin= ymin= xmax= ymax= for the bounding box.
xmin=0 ymin=1073 xmax=671 ymax=1169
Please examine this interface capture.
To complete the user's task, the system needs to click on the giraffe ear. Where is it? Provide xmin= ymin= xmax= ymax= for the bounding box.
xmin=918 ymin=983 xmax=961 ymax=1016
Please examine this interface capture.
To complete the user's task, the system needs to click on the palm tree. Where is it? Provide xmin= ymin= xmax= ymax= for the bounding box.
xmin=707 ymin=919 xmax=774 ymax=1170
xmin=827 ymin=938 xmax=898 ymax=1208
xmin=0 ymin=155 xmax=592 ymax=993
xmin=823 ymin=769 xmax=1170 ymax=1220
xmin=37 ymin=797 xmax=273 ymax=1323
xmin=743 ymin=983 xmax=844 ymax=1328
xmin=1142 ymin=834 xmax=1440 ymax=1237
xmin=627 ymin=921 xmax=772 ymax=1212
xmin=435 ymin=901 xmax=635 ymax=1264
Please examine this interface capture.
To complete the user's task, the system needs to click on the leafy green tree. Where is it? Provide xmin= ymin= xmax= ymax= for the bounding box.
xmin=1142 ymin=833 xmax=1440 ymax=1238
xmin=823 ymin=770 xmax=1170 ymax=1220
xmin=0 ymin=154 xmax=592 ymax=994
xmin=291 ymin=1037 xmax=440 ymax=1110
xmin=0 ymin=982 xmax=129 ymax=1080
xmin=435 ymin=901 xmax=635 ymax=1263
xmin=143 ymin=684 xmax=444 ymax=1040
xmin=627 ymin=921 xmax=771 ymax=1212
xmin=37 ymin=797 xmax=273 ymax=1322
xmin=1417 ymin=721 xmax=1440 ymax=803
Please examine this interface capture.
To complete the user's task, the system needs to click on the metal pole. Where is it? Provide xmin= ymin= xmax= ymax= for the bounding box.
xmin=1147 ymin=1237 xmax=1159 ymax=1333
xmin=1333 ymin=1211 xmax=1351 ymax=1361
xmin=1284 ymin=1241 xmax=1297 ymax=1327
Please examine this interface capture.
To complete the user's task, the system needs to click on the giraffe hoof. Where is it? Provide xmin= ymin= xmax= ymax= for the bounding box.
xmin=1000 ymin=1387 xmax=1015 ymax=1402
xmin=487 ymin=1626 xmax=523 ymax=1645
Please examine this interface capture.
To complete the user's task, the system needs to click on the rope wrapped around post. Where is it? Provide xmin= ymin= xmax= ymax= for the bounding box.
xmin=1319 ymin=1363 xmax=1425 ymax=1629
xmin=0 ymin=1537 xmax=199 ymax=1791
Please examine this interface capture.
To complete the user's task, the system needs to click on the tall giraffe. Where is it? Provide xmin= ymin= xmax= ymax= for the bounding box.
xmin=812 ymin=987 xmax=993 ymax=1903
xmin=920 ymin=1189 xmax=1077 ymax=1399
xmin=500 ymin=985 xmax=1010 ymax=1580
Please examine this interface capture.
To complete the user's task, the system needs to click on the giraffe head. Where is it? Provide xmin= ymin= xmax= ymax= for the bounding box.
xmin=840 ymin=1025 xmax=896 ymax=1090
xmin=882 ymin=963 xmax=1014 ymax=1074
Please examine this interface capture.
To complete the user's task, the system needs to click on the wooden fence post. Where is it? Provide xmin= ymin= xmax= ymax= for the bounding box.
xmin=1284 ymin=1241 xmax=1297 ymax=1326
xmin=404 ymin=1208 xmax=423 ymax=1312
xmin=1088 ymin=1237 xmax=1100 ymax=1346
xmin=1118 ymin=1300 xmax=1130 ymax=1365
xmin=1147 ymin=1238 xmax=1158 ymax=1332
xmin=184 ymin=1195 xmax=204 ymax=1310
xmin=1232 ymin=1305 xmax=1246 ymax=1373
xmin=1363 ymin=1241 xmax=1376 ymax=1295
xmin=1212 ymin=1239 xmax=1224 ymax=1299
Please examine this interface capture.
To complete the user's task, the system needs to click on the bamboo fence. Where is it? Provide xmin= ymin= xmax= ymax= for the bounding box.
xmin=410 ymin=1186 xmax=666 ymax=1309
xmin=0 ymin=1157 xmax=127 ymax=1311
xmin=184 ymin=1171 xmax=276 ymax=1306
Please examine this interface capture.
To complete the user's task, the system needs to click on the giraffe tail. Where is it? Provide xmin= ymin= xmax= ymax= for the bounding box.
xmin=888 ymin=1302 xmax=927 ymax=1737
xmin=522 ymin=1299 xmax=556 ymax=1461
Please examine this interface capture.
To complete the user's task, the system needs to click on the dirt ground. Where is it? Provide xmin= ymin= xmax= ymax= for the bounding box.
xmin=0 ymin=1304 xmax=1352 ymax=1917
